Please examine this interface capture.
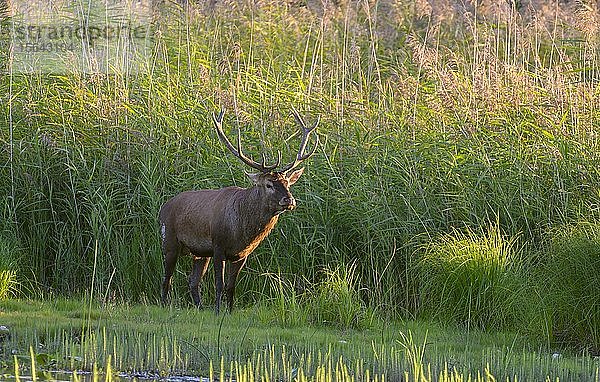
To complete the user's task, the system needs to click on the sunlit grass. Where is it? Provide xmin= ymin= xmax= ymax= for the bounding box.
xmin=0 ymin=236 xmax=18 ymax=300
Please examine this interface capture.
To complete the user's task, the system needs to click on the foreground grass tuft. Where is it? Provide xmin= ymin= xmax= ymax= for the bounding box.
xmin=306 ymin=261 xmax=372 ymax=329
xmin=414 ymin=225 xmax=527 ymax=332
xmin=540 ymin=222 xmax=600 ymax=354
xmin=0 ymin=236 xmax=18 ymax=300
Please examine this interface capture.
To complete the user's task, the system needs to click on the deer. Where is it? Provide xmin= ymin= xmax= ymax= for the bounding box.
xmin=159 ymin=109 xmax=319 ymax=313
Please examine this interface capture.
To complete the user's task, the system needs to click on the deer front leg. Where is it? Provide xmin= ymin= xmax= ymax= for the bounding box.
xmin=225 ymin=256 xmax=248 ymax=313
xmin=213 ymin=253 xmax=226 ymax=314
xmin=189 ymin=256 xmax=211 ymax=307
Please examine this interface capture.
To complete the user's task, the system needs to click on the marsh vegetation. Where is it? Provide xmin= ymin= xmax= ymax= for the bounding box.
xmin=1 ymin=0 xmax=600 ymax=379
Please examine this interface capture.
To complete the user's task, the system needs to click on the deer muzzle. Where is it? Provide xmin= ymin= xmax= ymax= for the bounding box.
xmin=279 ymin=196 xmax=296 ymax=210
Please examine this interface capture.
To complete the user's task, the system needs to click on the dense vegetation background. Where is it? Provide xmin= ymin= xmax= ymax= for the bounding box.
xmin=1 ymin=0 xmax=599 ymax=353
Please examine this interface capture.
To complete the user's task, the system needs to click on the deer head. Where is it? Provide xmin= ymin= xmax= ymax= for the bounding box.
xmin=212 ymin=109 xmax=319 ymax=214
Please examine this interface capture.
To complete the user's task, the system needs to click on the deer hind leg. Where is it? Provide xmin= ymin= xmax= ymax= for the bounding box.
xmin=161 ymin=253 xmax=178 ymax=305
xmin=161 ymin=223 xmax=180 ymax=305
xmin=189 ymin=256 xmax=211 ymax=307
xmin=225 ymin=257 xmax=248 ymax=313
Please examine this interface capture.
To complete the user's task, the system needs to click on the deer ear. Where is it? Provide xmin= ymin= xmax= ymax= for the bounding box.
xmin=286 ymin=168 xmax=305 ymax=186
xmin=247 ymin=172 xmax=262 ymax=184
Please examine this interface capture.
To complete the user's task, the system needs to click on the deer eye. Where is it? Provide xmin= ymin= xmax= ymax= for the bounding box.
xmin=266 ymin=183 xmax=273 ymax=189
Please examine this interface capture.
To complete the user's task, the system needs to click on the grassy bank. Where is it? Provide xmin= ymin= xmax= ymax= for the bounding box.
xmin=1 ymin=0 xmax=599 ymax=353
xmin=1 ymin=299 xmax=599 ymax=381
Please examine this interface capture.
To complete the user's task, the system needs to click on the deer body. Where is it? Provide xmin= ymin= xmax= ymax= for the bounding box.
xmin=160 ymin=187 xmax=279 ymax=261
xmin=160 ymin=110 xmax=318 ymax=313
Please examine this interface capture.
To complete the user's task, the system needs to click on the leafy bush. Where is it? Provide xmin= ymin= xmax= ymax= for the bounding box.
xmin=414 ymin=226 xmax=527 ymax=331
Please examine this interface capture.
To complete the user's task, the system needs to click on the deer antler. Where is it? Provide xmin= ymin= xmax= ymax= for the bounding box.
xmin=279 ymin=108 xmax=320 ymax=174
xmin=213 ymin=110 xmax=282 ymax=173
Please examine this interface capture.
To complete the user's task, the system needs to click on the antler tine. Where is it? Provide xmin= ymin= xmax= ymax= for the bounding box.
xmin=291 ymin=107 xmax=308 ymax=130
xmin=213 ymin=110 xmax=280 ymax=173
xmin=280 ymin=110 xmax=320 ymax=174
xmin=261 ymin=151 xmax=282 ymax=171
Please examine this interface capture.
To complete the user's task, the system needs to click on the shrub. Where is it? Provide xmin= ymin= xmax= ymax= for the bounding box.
xmin=414 ymin=226 xmax=527 ymax=331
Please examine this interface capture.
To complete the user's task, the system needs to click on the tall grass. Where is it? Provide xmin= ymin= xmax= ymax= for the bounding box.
xmin=1 ymin=0 xmax=600 ymax=348
xmin=0 ymin=269 xmax=16 ymax=299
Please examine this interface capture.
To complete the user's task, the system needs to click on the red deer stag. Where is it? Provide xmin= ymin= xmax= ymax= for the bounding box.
xmin=159 ymin=110 xmax=319 ymax=313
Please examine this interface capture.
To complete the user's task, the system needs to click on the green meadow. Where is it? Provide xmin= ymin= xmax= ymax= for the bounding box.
xmin=0 ymin=299 xmax=599 ymax=381
xmin=1 ymin=0 xmax=600 ymax=380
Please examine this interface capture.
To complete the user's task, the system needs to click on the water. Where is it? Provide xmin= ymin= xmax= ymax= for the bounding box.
xmin=4 ymin=370 xmax=211 ymax=382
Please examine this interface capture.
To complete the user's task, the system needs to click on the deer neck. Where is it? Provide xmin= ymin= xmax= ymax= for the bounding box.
xmin=243 ymin=186 xmax=279 ymax=225
xmin=230 ymin=187 xmax=278 ymax=255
